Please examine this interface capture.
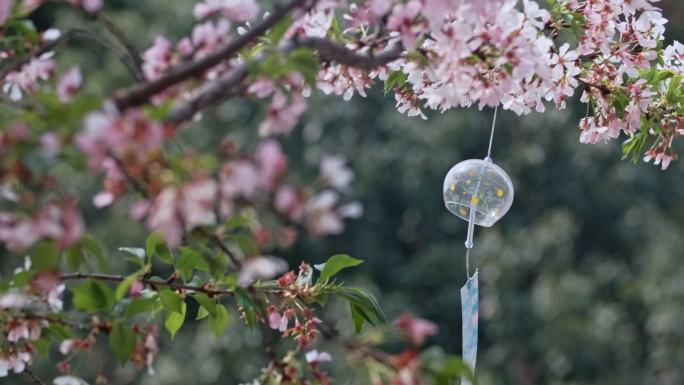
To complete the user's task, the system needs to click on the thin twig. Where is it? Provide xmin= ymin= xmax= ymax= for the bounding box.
xmin=0 ymin=32 xmax=72 ymax=78
xmin=94 ymin=13 xmax=144 ymax=80
xmin=60 ymin=272 xmax=234 ymax=296
xmin=23 ymin=368 xmax=46 ymax=385
xmin=296 ymin=37 xmax=403 ymax=70
xmin=166 ymin=38 xmax=403 ymax=125
xmin=113 ymin=0 xmax=313 ymax=110
xmin=197 ymin=228 xmax=243 ymax=269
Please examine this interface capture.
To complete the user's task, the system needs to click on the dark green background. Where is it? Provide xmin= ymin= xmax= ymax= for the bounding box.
xmin=3 ymin=1 xmax=684 ymax=384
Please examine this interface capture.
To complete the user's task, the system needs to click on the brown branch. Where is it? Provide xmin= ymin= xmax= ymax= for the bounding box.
xmin=197 ymin=227 xmax=243 ymax=269
xmin=165 ymin=67 xmax=249 ymax=124
xmin=166 ymin=38 xmax=403 ymax=125
xmin=296 ymin=37 xmax=403 ymax=70
xmin=579 ymin=78 xmax=613 ymax=96
xmin=0 ymin=31 xmax=73 ymax=78
xmin=60 ymin=272 xmax=234 ymax=297
xmin=23 ymin=368 xmax=46 ymax=385
xmin=112 ymin=0 xmax=312 ymax=110
xmin=91 ymin=13 xmax=144 ymax=80
xmin=0 ymin=28 xmax=142 ymax=81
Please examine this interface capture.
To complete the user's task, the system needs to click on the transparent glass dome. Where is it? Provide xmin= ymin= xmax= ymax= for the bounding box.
xmin=443 ymin=158 xmax=514 ymax=227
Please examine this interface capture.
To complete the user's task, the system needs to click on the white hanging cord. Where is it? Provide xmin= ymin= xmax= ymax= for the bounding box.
xmin=465 ymin=105 xmax=500 ymax=280
xmin=486 ymin=104 xmax=499 ymax=160
xmin=465 ymin=248 xmax=471 ymax=279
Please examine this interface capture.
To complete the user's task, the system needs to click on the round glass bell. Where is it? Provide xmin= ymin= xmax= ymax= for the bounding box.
xmin=443 ymin=158 xmax=514 ymax=227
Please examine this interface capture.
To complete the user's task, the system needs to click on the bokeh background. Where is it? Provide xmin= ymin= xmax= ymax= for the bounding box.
xmin=5 ymin=1 xmax=684 ymax=384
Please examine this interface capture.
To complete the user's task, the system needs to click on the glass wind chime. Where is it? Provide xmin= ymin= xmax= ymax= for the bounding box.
xmin=442 ymin=106 xmax=514 ymax=384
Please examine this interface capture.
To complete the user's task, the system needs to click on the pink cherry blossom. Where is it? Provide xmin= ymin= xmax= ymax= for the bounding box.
xmin=191 ymin=19 xmax=231 ymax=58
xmin=193 ymin=0 xmax=259 ymax=22
xmin=142 ymin=36 xmax=174 ymax=81
xmin=305 ymin=350 xmax=332 ymax=365
xmin=67 ymin=0 xmax=102 ymax=13
xmin=394 ymin=313 xmax=439 ymax=346
xmin=237 ymin=256 xmax=288 ymax=286
xmin=258 ymin=91 xmax=307 ymax=137
xmin=387 ymin=1 xmax=422 ymax=49
xmin=256 ymin=140 xmax=288 ymax=189
xmin=57 ymin=66 xmax=82 ymax=102
xmin=319 ymin=155 xmax=353 ymax=191
xmin=275 ymin=185 xmax=305 ymax=222
xmin=0 ymin=0 xmax=11 ymax=25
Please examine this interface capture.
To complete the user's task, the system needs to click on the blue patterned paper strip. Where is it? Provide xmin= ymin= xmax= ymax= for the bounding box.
xmin=461 ymin=271 xmax=479 ymax=385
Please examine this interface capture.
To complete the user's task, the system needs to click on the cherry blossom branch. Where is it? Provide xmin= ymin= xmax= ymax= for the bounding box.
xmin=166 ymin=38 xmax=403 ymax=125
xmin=0 ymin=32 xmax=72 ymax=79
xmin=197 ymin=227 xmax=243 ymax=269
xmin=578 ymin=79 xmax=613 ymax=95
xmin=23 ymin=368 xmax=46 ymax=385
xmin=166 ymin=67 xmax=248 ymax=124
xmin=295 ymin=37 xmax=403 ymax=70
xmin=90 ymin=12 xmax=144 ymax=80
xmin=60 ymin=272 xmax=234 ymax=296
xmin=0 ymin=28 xmax=141 ymax=81
xmin=112 ymin=0 xmax=313 ymax=110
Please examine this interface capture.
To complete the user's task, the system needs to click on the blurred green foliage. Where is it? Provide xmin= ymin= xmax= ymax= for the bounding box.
xmin=2 ymin=1 xmax=684 ymax=385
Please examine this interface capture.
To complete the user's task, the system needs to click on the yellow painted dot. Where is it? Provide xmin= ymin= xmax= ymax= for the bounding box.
xmin=470 ymin=196 xmax=479 ymax=205
xmin=497 ymin=189 xmax=504 ymax=197
xmin=459 ymin=207 xmax=467 ymax=215
xmin=449 ymin=184 xmax=456 ymax=192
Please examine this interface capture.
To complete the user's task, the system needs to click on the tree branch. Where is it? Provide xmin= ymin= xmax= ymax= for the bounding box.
xmin=296 ymin=37 xmax=403 ymax=70
xmin=23 ymin=368 xmax=46 ymax=385
xmin=0 ymin=31 xmax=73 ymax=79
xmin=112 ymin=0 xmax=312 ymax=110
xmin=92 ymin=13 xmax=144 ymax=80
xmin=60 ymin=272 xmax=234 ymax=297
xmin=0 ymin=28 xmax=143 ymax=81
xmin=166 ymin=38 xmax=403 ymax=125
xmin=165 ymin=67 xmax=248 ymax=124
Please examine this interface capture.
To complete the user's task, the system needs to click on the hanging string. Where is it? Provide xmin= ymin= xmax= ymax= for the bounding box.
xmin=465 ymin=248 xmax=471 ymax=279
xmin=465 ymin=105 xmax=500 ymax=280
xmin=486 ymin=104 xmax=499 ymax=160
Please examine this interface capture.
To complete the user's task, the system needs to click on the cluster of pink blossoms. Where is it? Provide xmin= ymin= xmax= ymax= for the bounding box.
xmin=74 ymin=102 xmax=361 ymax=247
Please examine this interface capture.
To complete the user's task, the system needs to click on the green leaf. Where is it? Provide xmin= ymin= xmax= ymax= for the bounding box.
xmin=235 ymin=289 xmax=257 ymax=329
xmin=115 ymin=274 xmax=141 ymax=301
xmin=336 ymin=287 xmax=386 ymax=330
xmin=235 ymin=235 xmax=259 ymax=257
xmin=146 ymin=232 xmax=174 ymax=264
xmin=264 ymin=16 xmax=292 ymax=44
xmin=177 ymin=247 xmax=210 ymax=281
xmin=126 ymin=297 xmax=158 ymax=316
xmin=119 ymin=247 xmax=146 ymax=264
xmin=31 ymin=240 xmax=60 ymax=271
xmin=165 ymin=302 xmax=187 ymax=339
xmin=71 ymin=280 xmax=115 ymax=312
xmin=318 ymin=255 xmax=364 ymax=283
xmin=350 ymin=303 xmax=366 ymax=333
xmin=32 ymin=338 xmax=51 ymax=357
xmin=210 ymin=304 xmax=229 ymax=337
xmin=384 ymin=71 xmax=408 ymax=94
xmin=288 ymin=48 xmax=320 ymax=87
xmin=666 ymin=75 xmax=682 ymax=105
xmin=109 ymin=322 xmax=136 ymax=364
xmin=434 ymin=356 xmax=476 ymax=385
xmin=224 ymin=215 xmax=248 ymax=230
xmin=192 ymin=293 xmax=217 ymax=318
xmin=196 ymin=306 xmax=210 ymax=320
xmin=44 ymin=323 xmax=72 ymax=340
xmin=65 ymin=245 xmax=84 ymax=271
xmin=81 ymin=235 xmax=108 ymax=270
xmin=158 ymin=290 xmax=183 ymax=314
